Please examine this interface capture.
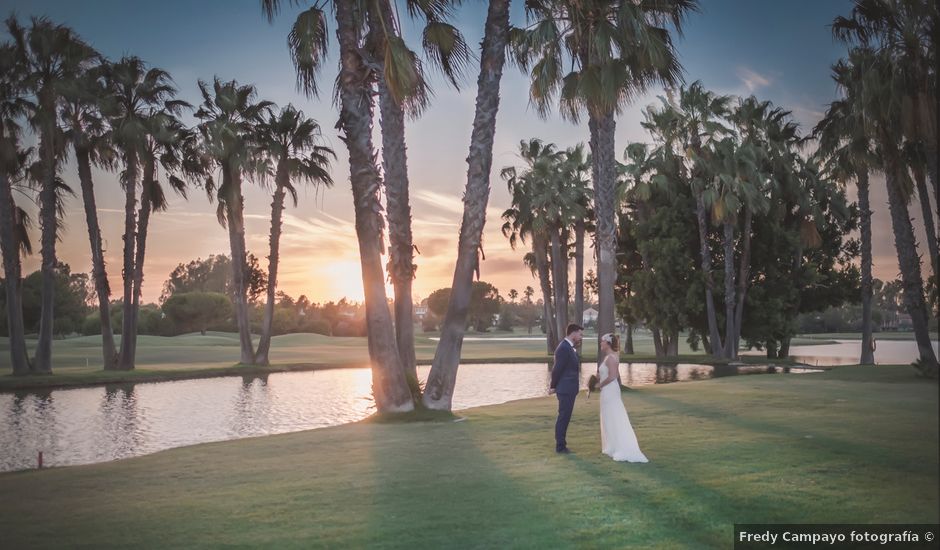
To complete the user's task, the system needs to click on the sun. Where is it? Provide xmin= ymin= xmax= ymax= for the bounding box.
xmin=317 ymin=260 xmax=366 ymax=302
xmin=315 ymin=259 xmax=396 ymax=303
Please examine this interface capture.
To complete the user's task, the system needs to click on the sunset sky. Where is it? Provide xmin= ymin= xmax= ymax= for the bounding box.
xmin=3 ymin=0 xmax=930 ymax=304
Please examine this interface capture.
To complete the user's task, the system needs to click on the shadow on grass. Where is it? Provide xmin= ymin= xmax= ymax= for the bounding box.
xmin=628 ymin=389 xmax=936 ymax=475
xmin=364 ymin=420 xmax=580 ymax=549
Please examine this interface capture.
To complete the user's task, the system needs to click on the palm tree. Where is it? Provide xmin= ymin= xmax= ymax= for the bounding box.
xmin=261 ymin=0 xmax=475 ymax=408
xmin=511 ymin=0 xmax=697 ymax=356
xmin=0 ymin=41 xmax=33 ymax=375
xmin=500 ymin=139 xmax=562 ymax=351
xmin=700 ymin=135 xmax=767 ymax=360
xmin=815 ymin=61 xmax=879 ymax=364
xmin=60 ymin=66 xmax=120 ymax=370
xmin=365 ymin=0 xmax=471 ymax=387
xmin=0 ymin=181 xmax=32 ymax=375
xmin=842 ymin=47 xmax=937 ymax=373
xmin=727 ymin=97 xmax=789 ymax=357
xmin=834 ymin=1 xmax=938 ymax=368
xmin=561 ymin=144 xmax=593 ymax=329
xmin=194 ymin=78 xmax=273 ymax=366
xmin=422 ymin=0 xmax=512 ymax=410
xmin=331 ymin=0 xmax=416 ymax=412
xmin=102 ymin=56 xmax=180 ymax=370
xmin=253 ymin=105 xmax=334 ymax=365
xmin=7 ymin=16 xmax=98 ymax=373
xmin=620 ymin=140 xmax=666 ymax=355
xmin=646 ymin=82 xmax=731 ymax=357
xmin=834 ymin=0 xmax=937 ymax=236
xmin=134 ymin=109 xmax=199 ymax=349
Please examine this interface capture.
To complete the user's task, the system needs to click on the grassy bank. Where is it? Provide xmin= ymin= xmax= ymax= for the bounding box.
xmin=0 ymin=331 xmax=800 ymax=391
xmin=0 ymin=365 xmax=936 ymax=548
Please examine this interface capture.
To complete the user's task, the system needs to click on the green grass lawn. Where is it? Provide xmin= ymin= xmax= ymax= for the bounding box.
xmin=0 ymin=365 xmax=935 ymax=548
xmin=0 ymin=330 xmax=802 ymax=391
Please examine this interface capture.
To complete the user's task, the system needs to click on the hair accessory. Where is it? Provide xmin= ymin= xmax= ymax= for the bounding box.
xmin=601 ymin=333 xmax=613 ymax=344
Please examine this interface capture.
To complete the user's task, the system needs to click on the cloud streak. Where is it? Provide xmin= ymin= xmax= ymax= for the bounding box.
xmin=736 ymin=66 xmax=772 ymax=92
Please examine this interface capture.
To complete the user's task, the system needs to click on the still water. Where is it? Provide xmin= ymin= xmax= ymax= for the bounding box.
xmin=0 ymin=362 xmax=817 ymax=472
xmin=742 ymin=339 xmax=940 ymax=366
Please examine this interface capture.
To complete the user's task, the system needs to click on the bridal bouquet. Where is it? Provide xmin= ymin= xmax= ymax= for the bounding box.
xmin=587 ymin=374 xmax=599 ymax=398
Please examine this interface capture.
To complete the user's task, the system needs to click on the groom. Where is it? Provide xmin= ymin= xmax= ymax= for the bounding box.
xmin=549 ymin=323 xmax=583 ymax=454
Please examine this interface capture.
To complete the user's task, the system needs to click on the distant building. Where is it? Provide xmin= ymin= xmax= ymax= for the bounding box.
xmin=582 ymin=307 xmax=598 ymax=324
xmin=414 ymin=305 xmax=428 ymax=319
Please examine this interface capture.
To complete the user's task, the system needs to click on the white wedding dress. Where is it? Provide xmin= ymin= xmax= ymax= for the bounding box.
xmin=599 ymin=359 xmax=649 ymax=462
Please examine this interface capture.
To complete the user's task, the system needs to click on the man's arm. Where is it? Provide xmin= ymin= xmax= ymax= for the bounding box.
xmin=550 ymin=345 xmax=564 ymax=390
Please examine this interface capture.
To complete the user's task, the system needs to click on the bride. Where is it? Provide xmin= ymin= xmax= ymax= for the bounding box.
xmin=596 ymin=333 xmax=648 ymax=463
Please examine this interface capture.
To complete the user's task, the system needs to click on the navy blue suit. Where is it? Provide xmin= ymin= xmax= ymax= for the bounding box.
xmin=550 ymin=338 xmax=580 ymax=451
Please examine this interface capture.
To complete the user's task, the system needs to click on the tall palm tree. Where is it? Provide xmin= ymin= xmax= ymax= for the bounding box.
xmin=620 ymin=140 xmax=665 ymax=355
xmin=728 ymin=97 xmax=790 ymax=357
xmin=365 ymin=0 xmax=471 ymax=387
xmin=253 ymin=105 xmax=334 ymax=365
xmin=195 ymin=78 xmax=273 ymax=366
xmin=560 ymin=144 xmax=592 ymax=330
xmin=134 ymin=109 xmax=198 ymax=349
xmin=815 ymin=61 xmax=879 ymax=364
xmin=60 ymin=66 xmax=120 ymax=370
xmin=0 ymin=41 xmax=33 ymax=375
xmin=834 ymin=0 xmax=937 ymax=234
xmin=511 ymin=0 xmax=697 ymax=356
xmin=7 ymin=16 xmax=98 ymax=374
xmin=423 ymin=0 xmax=512 ymax=410
xmin=843 ymin=47 xmax=937 ymax=373
xmin=332 ymin=0 xmax=416 ymax=412
xmin=646 ymin=82 xmax=731 ymax=357
xmin=696 ymin=135 xmax=764 ymax=360
xmin=500 ymin=139 xmax=561 ymax=352
xmin=261 ymin=0 xmax=475 ymax=408
xmin=102 ymin=56 xmax=179 ymax=370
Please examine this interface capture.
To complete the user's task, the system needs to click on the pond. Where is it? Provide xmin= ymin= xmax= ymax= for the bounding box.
xmin=0 ymin=362 xmax=819 ymax=473
xmin=743 ymin=339 xmax=940 ymax=366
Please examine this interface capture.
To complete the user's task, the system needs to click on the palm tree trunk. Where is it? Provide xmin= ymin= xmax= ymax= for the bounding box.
xmin=722 ymin=219 xmax=736 ymax=359
xmin=75 ymin=143 xmax=118 ymax=370
xmin=371 ymin=6 xmax=418 ymax=384
xmin=34 ymin=116 xmax=57 ymax=374
xmin=778 ymin=242 xmax=803 ymax=359
xmin=695 ymin=192 xmax=724 ymax=358
xmin=732 ymin=207 xmax=752 ymax=356
xmin=549 ymin=228 xmax=568 ymax=341
xmin=912 ymin=166 xmax=939 ymax=283
xmin=574 ymin=220 xmax=585 ymax=327
xmin=533 ymin=235 xmax=557 ymax=353
xmin=0 ymin=170 xmax=30 ymax=375
xmin=858 ymin=171 xmax=875 ymax=365
xmin=118 ymin=149 xmax=138 ymax=370
xmin=422 ymin=0 xmax=511 ymax=410
xmin=588 ymin=110 xmax=618 ymax=358
xmin=128 ymin=154 xmax=156 ymax=370
xmin=224 ymin=164 xmax=256 ymax=365
xmin=255 ymin=162 xmax=287 ymax=366
xmin=883 ymin=155 xmax=938 ymax=375
xmin=336 ymin=0 xmax=414 ymax=412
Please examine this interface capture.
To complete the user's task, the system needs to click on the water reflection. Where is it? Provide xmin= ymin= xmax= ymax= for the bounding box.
xmin=95 ymin=384 xmax=142 ymax=462
xmin=0 ymin=361 xmax=818 ymax=473
xmin=742 ymin=338 xmax=939 ymax=366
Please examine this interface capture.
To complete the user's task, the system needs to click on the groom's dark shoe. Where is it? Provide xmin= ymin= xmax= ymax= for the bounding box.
xmin=556 ymin=447 xmax=572 ymax=454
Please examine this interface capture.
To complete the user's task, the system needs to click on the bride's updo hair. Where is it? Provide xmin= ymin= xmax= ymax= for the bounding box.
xmin=601 ymin=333 xmax=620 ymax=352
